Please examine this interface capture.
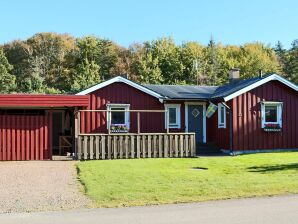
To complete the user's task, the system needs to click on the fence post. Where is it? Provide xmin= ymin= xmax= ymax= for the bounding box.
xmin=137 ymin=112 xmax=140 ymax=134
xmin=74 ymin=109 xmax=79 ymax=159
xmin=190 ymin=134 xmax=195 ymax=157
xmin=83 ymin=136 xmax=88 ymax=160
xmin=77 ymin=136 xmax=82 ymax=160
xmin=166 ymin=110 xmax=169 ymax=134
xmin=108 ymin=110 xmax=111 ymax=135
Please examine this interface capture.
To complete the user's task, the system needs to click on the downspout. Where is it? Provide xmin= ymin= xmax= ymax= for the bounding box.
xmin=229 ymin=109 xmax=234 ymax=156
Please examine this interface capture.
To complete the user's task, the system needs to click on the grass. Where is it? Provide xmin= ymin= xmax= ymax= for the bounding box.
xmin=77 ymin=152 xmax=298 ymax=207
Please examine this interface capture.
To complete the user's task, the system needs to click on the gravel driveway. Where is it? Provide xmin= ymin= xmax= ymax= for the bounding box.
xmin=0 ymin=161 xmax=92 ymax=213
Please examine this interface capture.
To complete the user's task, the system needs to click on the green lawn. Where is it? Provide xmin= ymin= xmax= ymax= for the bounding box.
xmin=77 ymin=152 xmax=298 ymax=207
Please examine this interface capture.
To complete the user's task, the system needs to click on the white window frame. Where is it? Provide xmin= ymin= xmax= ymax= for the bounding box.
xmin=261 ymin=102 xmax=283 ymax=128
xmin=164 ymin=104 xmax=181 ymax=129
xmin=218 ymin=103 xmax=226 ymax=128
xmin=106 ymin=104 xmax=130 ymax=129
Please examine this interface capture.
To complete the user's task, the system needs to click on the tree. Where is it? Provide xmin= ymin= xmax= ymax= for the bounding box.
xmin=204 ymin=37 xmax=219 ymax=85
xmin=201 ymin=37 xmax=228 ymax=85
xmin=3 ymin=33 xmax=78 ymax=93
xmin=0 ymin=32 xmax=292 ymax=93
xmin=3 ymin=40 xmax=33 ymax=92
xmin=130 ymin=38 xmax=186 ymax=84
xmin=275 ymin=41 xmax=287 ymax=69
xmin=71 ymin=36 xmax=101 ymax=92
xmin=110 ymin=46 xmax=133 ymax=79
xmin=132 ymin=50 xmax=163 ymax=84
xmin=180 ymin=42 xmax=204 ymax=84
xmin=236 ymin=43 xmax=280 ymax=79
xmin=71 ymin=59 xmax=100 ymax=92
xmin=97 ymin=39 xmax=118 ymax=80
xmin=286 ymin=40 xmax=298 ymax=83
xmin=0 ymin=47 xmax=16 ymax=93
xmin=26 ymin=32 xmax=78 ymax=91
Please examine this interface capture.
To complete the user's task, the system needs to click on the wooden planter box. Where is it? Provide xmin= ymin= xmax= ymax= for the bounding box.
xmin=263 ymin=128 xmax=282 ymax=132
xmin=110 ymin=130 xmax=128 ymax=133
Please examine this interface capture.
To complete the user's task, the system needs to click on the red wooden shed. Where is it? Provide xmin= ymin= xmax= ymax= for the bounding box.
xmin=0 ymin=94 xmax=88 ymax=160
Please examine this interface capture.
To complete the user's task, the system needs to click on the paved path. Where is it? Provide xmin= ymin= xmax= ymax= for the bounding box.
xmin=1 ymin=195 xmax=297 ymax=224
xmin=0 ymin=161 xmax=91 ymax=213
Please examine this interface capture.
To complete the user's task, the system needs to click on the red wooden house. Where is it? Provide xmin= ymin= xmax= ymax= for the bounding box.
xmin=0 ymin=69 xmax=297 ymax=160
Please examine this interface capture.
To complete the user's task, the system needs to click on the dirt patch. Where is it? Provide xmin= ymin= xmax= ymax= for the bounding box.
xmin=0 ymin=161 xmax=92 ymax=213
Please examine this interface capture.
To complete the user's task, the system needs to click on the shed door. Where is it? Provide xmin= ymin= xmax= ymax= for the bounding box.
xmin=0 ymin=114 xmax=51 ymax=161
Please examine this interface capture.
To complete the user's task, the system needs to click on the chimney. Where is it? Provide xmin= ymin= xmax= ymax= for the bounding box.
xmin=229 ymin=68 xmax=240 ymax=84
xmin=259 ymin=70 xmax=263 ymax=78
xmin=119 ymin=74 xmax=129 ymax=79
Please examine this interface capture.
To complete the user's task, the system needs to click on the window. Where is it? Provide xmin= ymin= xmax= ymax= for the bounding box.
xmin=164 ymin=104 xmax=181 ymax=128
xmin=106 ymin=104 xmax=130 ymax=129
xmin=218 ymin=103 xmax=226 ymax=128
xmin=111 ymin=108 xmax=125 ymax=124
xmin=261 ymin=102 xmax=282 ymax=128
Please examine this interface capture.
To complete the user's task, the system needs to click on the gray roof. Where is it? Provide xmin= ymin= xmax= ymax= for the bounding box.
xmin=144 ymin=84 xmax=219 ymax=100
xmin=145 ymin=74 xmax=274 ymax=100
xmin=211 ymin=76 xmax=266 ymax=99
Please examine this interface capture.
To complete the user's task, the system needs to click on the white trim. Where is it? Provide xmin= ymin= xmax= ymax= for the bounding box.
xmin=185 ymin=102 xmax=206 ymax=143
xmin=262 ymin=101 xmax=284 ymax=105
xmin=106 ymin=103 xmax=130 ymax=107
xmin=164 ymin=104 xmax=181 ymax=129
xmin=261 ymin=101 xmax=283 ymax=128
xmin=218 ymin=103 xmax=226 ymax=128
xmin=224 ymin=74 xmax=298 ymax=102
xmin=76 ymin=76 xmax=164 ymax=100
xmin=106 ymin=104 xmax=130 ymax=129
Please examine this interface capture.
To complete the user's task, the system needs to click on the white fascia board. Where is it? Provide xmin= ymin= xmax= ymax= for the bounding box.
xmin=223 ymin=74 xmax=298 ymax=102
xmin=76 ymin=76 xmax=163 ymax=99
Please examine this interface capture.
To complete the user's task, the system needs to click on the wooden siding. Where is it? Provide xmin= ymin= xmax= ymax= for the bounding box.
xmin=80 ymin=82 xmax=185 ymax=134
xmin=231 ymin=80 xmax=298 ymax=151
xmin=0 ymin=95 xmax=89 ymax=107
xmin=0 ymin=112 xmax=52 ymax=161
xmin=77 ymin=133 xmax=195 ymax=160
xmin=207 ymin=101 xmax=231 ymax=150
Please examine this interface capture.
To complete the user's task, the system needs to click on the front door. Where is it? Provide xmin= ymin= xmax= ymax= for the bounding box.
xmin=187 ymin=104 xmax=204 ymax=144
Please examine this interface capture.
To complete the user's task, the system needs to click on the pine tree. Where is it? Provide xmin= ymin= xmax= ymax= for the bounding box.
xmin=275 ymin=41 xmax=288 ymax=75
xmin=203 ymin=37 xmax=221 ymax=85
xmin=287 ymin=40 xmax=298 ymax=83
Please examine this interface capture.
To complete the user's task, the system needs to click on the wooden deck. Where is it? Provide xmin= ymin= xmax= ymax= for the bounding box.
xmin=76 ymin=133 xmax=196 ymax=160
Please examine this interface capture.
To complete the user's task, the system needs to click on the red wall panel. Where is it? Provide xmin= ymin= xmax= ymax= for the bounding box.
xmin=207 ymin=101 xmax=231 ymax=150
xmin=0 ymin=113 xmax=52 ymax=161
xmin=80 ymin=83 xmax=185 ymax=134
xmin=232 ymin=80 xmax=298 ymax=151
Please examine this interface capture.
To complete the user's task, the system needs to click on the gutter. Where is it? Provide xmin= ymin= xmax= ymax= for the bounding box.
xmin=163 ymin=98 xmax=210 ymax=102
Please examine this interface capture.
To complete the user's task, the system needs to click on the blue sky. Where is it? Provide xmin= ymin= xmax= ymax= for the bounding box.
xmin=0 ymin=0 xmax=297 ymax=48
